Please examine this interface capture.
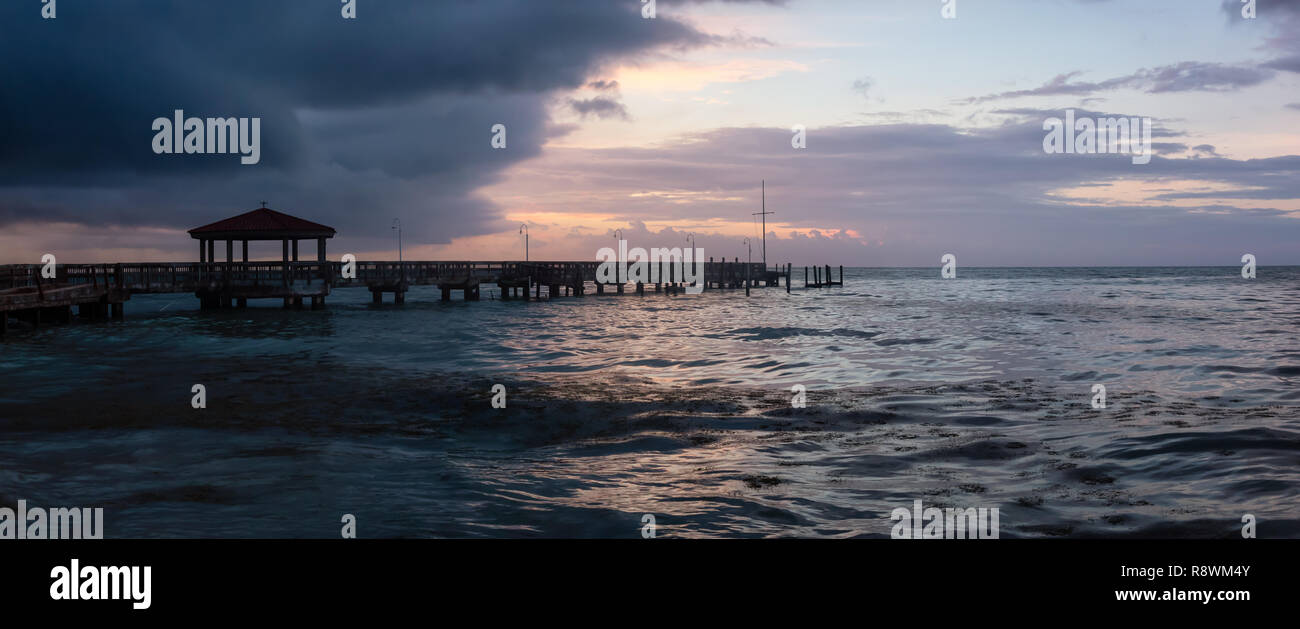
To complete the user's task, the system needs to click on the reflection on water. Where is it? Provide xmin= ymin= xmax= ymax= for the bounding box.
xmin=1 ymin=267 xmax=1297 ymax=537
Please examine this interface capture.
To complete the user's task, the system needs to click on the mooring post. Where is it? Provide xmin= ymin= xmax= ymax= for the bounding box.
xmin=839 ymin=265 xmax=844 ymax=286
xmin=787 ymin=263 xmax=791 ymax=293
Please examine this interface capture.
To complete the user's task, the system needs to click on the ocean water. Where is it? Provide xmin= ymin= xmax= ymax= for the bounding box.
xmin=1 ymin=266 xmax=1297 ymax=538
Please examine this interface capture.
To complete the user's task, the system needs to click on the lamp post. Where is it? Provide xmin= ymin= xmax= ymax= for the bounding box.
xmin=685 ymin=233 xmax=696 ymax=289
xmin=752 ymin=180 xmax=774 ymax=270
xmin=613 ymin=228 xmax=623 ymax=285
xmin=392 ymin=219 xmax=403 ymax=263
xmin=519 ymin=223 xmax=530 ymax=296
xmin=743 ymin=237 xmax=752 ymax=296
xmin=392 ymin=218 xmax=403 ymax=282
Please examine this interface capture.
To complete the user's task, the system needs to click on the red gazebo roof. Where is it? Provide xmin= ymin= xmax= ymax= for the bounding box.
xmin=188 ymin=207 xmax=336 ymax=240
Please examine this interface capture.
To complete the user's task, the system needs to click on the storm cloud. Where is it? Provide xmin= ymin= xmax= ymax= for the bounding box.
xmin=0 ymin=0 xmax=743 ymax=246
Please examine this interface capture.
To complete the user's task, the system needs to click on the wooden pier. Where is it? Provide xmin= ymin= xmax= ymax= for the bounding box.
xmin=0 ymin=206 xmax=849 ymax=336
xmin=0 ymin=264 xmax=130 ymax=335
xmin=0 ymin=258 xmax=818 ymax=334
xmin=805 ymin=265 xmax=844 ymax=288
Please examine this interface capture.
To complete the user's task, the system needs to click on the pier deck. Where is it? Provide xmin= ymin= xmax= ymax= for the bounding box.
xmin=0 ymin=259 xmax=806 ymax=334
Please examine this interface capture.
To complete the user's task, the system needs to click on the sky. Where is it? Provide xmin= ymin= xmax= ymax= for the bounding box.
xmin=1 ymin=0 xmax=1297 ymax=266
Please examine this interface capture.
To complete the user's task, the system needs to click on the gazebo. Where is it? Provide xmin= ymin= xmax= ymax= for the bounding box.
xmin=188 ymin=205 xmax=336 ymax=265
xmin=187 ymin=206 xmax=337 ymax=309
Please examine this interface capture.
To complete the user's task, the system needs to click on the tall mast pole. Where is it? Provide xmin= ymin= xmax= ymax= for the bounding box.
xmin=752 ymin=180 xmax=775 ymax=269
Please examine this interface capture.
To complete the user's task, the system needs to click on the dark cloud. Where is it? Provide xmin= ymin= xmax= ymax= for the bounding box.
xmin=1222 ymin=0 xmax=1300 ymax=73
xmin=963 ymin=62 xmax=1274 ymax=104
xmin=1221 ymin=0 xmax=1300 ymax=20
xmin=569 ymin=97 xmax=632 ymax=120
xmin=851 ymin=77 xmax=874 ymax=100
xmin=497 ymin=111 xmax=1300 ymax=265
xmin=1191 ymin=144 xmax=1220 ymax=157
xmin=0 ymin=0 xmax=752 ymax=246
xmin=1263 ymin=54 xmax=1300 ymax=72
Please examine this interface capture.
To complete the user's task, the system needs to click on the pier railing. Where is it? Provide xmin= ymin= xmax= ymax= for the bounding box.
xmin=0 ymin=260 xmax=774 ymax=294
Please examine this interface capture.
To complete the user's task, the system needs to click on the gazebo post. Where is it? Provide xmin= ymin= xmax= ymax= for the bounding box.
xmin=282 ymin=238 xmax=290 ymax=309
xmin=198 ymin=238 xmax=206 ymax=292
xmin=317 ymin=237 xmax=328 ymax=305
xmin=223 ymin=239 xmax=234 ymax=308
xmin=237 ymin=240 xmax=248 ymax=308
xmin=291 ymin=240 xmax=302 ymax=308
